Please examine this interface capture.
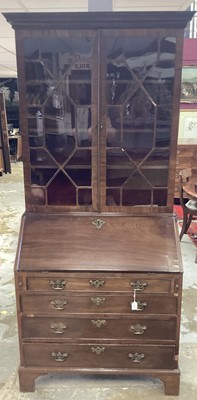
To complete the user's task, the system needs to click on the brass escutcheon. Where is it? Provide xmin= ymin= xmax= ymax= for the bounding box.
xmin=129 ymin=324 xmax=147 ymax=335
xmin=91 ymin=297 xmax=106 ymax=306
xmin=50 ymin=299 xmax=67 ymax=310
xmin=130 ymin=281 xmax=148 ymax=291
xmin=92 ymin=219 xmax=106 ymax=229
xmin=50 ymin=280 xmax=66 ymax=290
xmin=50 ymin=322 xmax=67 ymax=334
xmin=91 ymin=346 xmax=105 ymax=355
xmin=89 ymin=279 xmax=105 ymax=288
xmin=128 ymin=352 xmax=145 ymax=363
xmin=52 ymin=351 xmax=68 ymax=362
xmin=91 ymin=319 xmax=106 ymax=328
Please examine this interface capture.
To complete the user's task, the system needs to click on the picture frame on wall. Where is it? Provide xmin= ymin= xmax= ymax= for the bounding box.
xmin=178 ymin=109 xmax=197 ymax=139
xmin=180 ymin=67 xmax=197 ymax=103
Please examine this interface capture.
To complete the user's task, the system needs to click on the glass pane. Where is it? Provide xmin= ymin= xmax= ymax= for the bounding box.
xmin=24 ymin=35 xmax=94 ymax=207
xmin=153 ymin=189 xmax=168 ymax=206
xmin=31 ymin=187 xmax=46 ymax=205
xmin=105 ymin=36 xmax=176 ymax=207
xmin=31 ymin=168 xmax=57 ymax=186
xmin=30 ymin=149 xmax=57 ymax=166
xmin=122 ymin=171 xmax=152 ymax=206
xmin=78 ymin=189 xmax=92 ymax=205
xmin=47 ymin=171 xmax=76 ymax=205
xmin=65 ymin=168 xmax=91 ymax=186
xmin=106 ymin=189 xmax=120 ymax=206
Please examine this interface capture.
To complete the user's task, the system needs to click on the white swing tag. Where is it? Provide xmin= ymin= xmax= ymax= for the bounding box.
xmin=131 ymin=289 xmax=138 ymax=310
xmin=131 ymin=301 xmax=138 ymax=310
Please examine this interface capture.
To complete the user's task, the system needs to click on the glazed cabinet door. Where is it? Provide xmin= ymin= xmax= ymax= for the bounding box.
xmin=17 ymin=27 xmax=182 ymax=213
xmin=18 ymin=30 xmax=99 ymax=211
xmin=99 ymin=29 xmax=180 ymax=212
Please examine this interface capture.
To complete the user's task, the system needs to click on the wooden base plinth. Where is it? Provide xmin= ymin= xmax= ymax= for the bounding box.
xmin=18 ymin=367 xmax=180 ymax=395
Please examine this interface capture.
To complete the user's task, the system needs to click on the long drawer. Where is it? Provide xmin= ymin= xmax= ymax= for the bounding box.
xmin=26 ymin=275 xmax=174 ymax=293
xmin=21 ymin=315 xmax=177 ymax=341
xmin=20 ymin=293 xmax=178 ymax=315
xmin=22 ymin=343 xmax=176 ymax=369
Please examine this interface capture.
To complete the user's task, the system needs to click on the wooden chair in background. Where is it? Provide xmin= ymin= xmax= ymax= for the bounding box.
xmin=179 ymin=168 xmax=197 ymax=241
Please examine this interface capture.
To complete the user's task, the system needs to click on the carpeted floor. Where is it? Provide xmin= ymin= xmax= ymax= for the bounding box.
xmin=174 ymin=205 xmax=197 ymax=247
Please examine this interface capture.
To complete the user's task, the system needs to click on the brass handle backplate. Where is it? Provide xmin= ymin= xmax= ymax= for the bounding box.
xmin=135 ymin=301 xmax=147 ymax=311
xmin=50 ymin=300 xmax=67 ymax=310
xmin=50 ymin=280 xmax=66 ymax=290
xmin=129 ymin=324 xmax=147 ymax=335
xmin=91 ymin=346 xmax=105 ymax=355
xmin=91 ymin=297 xmax=106 ymax=306
xmin=52 ymin=351 xmax=68 ymax=362
xmin=89 ymin=279 xmax=105 ymax=288
xmin=91 ymin=319 xmax=106 ymax=328
xmin=128 ymin=352 xmax=145 ymax=363
xmin=130 ymin=281 xmax=148 ymax=291
xmin=50 ymin=322 xmax=67 ymax=334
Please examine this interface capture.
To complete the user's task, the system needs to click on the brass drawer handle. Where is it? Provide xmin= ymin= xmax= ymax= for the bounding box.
xmin=50 ymin=322 xmax=67 ymax=334
xmin=91 ymin=297 xmax=106 ymax=306
xmin=51 ymin=300 xmax=67 ymax=310
xmin=130 ymin=281 xmax=148 ymax=291
xmin=136 ymin=301 xmax=147 ymax=311
xmin=128 ymin=352 xmax=145 ymax=363
xmin=91 ymin=346 xmax=105 ymax=355
xmin=52 ymin=351 xmax=68 ymax=362
xmin=129 ymin=324 xmax=147 ymax=335
xmin=89 ymin=279 xmax=105 ymax=288
xmin=91 ymin=319 xmax=106 ymax=328
xmin=50 ymin=280 xmax=66 ymax=290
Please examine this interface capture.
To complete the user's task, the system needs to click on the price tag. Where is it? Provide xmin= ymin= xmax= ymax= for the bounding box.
xmin=131 ymin=289 xmax=138 ymax=311
xmin=131 ymin=301 xmax=138 ymax=311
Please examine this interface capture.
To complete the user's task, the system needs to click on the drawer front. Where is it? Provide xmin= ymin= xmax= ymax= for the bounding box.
xmin=21 ymin=316 xmax=177 ymax=341
xmin=26 ymin=276 xmax=173 ymax=294
xmin=20 ymin=294 xmax=178 ymax=315
xmin=23 ymin=343 xmax=175 ymax=369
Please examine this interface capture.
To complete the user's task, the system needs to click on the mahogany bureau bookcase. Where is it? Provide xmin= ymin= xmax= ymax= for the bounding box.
xmin=4 ymin=11 xmax=194 ymax=395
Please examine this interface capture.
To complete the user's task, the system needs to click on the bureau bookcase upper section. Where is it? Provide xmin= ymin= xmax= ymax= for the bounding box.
xmin=5 ymin=12 xmax=194 ymax=214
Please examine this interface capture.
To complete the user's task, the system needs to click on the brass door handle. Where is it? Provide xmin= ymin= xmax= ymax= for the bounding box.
xmin=50 ymin=300 xmax=67 ymax=310
xmin=50 ymin=280 xmax=66 ymax=290
xmin=50 ymin=322 xmax=67 ymax=334
xmin=129 ymin=324 xmax=147 ymax=335
xmin=52 ymin=351 xmax=68 ymax=362
xmin=128 ymin=352 xmax=145 ymax=363
xmin=130 ymin=281 xmax=148 ymax=291
xmin=91 ymin=297 xmax=106 ymax=306
xmin=91 ymin=346 xmax=105 ymax=355
xmin=91 ymin=319 xmax=106 ymax=328
xmin=89 ymin=279 xmax=105 ymax=288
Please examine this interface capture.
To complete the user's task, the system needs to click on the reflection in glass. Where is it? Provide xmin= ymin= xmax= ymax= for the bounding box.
xmin=65 ymin=168 xmax=91 ymax=186
xmin=106 ymin=189 xmax=120 ymax=206
xmin=48 ymin=171 xmax=76 ymax=205
xmin=105 ymin=36 xmax=176 ymax=207
xmin=78 ymin=189 xmax=92 ymax=205
xmin=31 ymin=187 xmax=45 ymax=205
xmin=31 ymin=168 xmax=57 ymax=186
xmin=24 ymin=35 xmax=94 ymax=207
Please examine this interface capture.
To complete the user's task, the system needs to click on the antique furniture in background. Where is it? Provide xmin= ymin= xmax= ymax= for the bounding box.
xmin=0 ymin=92 xmax=11 ymax=174
xmin=5 ymin=11 xmax=194 ymax=395
xmin=179 ymin=168 xmax=197 ymax=240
